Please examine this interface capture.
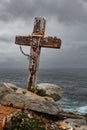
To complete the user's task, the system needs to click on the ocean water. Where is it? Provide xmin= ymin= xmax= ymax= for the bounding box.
xmin=0 ymin=68 xmax=87 ymax=114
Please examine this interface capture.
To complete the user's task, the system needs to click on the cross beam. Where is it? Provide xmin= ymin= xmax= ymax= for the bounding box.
xmin=15 ymin=36 xmax=61 ymax=48
xmin=15 ymin=17 xmax=61 ymax=91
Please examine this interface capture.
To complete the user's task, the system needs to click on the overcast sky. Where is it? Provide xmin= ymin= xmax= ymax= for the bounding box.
xmin=0 ymin=0 xmax=87 ymax=69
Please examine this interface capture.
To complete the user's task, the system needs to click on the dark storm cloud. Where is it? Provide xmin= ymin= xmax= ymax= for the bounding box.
xmin=0 ymin=0 xmax=87 ymax=25
xmin=0 ymin=0 xmax=87 ymax=68
xmin=56 ymin=0 xmax=87 ymax=25
xmin=40 ymin=41 xmax=87 ymax=68
xmin=0 ymin=0 xmax=39 ymax=22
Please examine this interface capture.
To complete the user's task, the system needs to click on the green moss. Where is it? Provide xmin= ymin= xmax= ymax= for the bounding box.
xmin=31 ymin=88 xmax=36 ymax=93
xmin=68 ymin=112 xmax=75 ymax=115
xmin=4 ymin=113 xmax=45 ymax=130
xmin=35 ymin=89 xmax=46 ymax=96
xmin=31 ymin=88 xmax=46 ymax=97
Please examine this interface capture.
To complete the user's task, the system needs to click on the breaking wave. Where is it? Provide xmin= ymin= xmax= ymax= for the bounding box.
xmin=77 ymin=106 xmax=87 ymax=114
xmin=64 ymin=106 xmax=87 ymax=115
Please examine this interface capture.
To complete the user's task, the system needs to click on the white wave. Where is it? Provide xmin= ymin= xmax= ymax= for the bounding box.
xmin=64 ymin=106 xmax=87 ymax=115
xmin=77 ymin=106 xmax=87 ymax=114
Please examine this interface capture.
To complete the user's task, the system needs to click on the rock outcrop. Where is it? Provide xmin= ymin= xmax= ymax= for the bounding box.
xmin=4 ymin=109 xmax=87 ymax=130
xmin=0 ymin=83 xmax=87 ymax=130
xmin=0 ymin=105 xmax=21 ymax=130
xmin=36 ymin=83 xmax=63 ymax=101
xmin=0 ymin=83 xmax=62 ymax=116
xmin=58 ymin=118 xmax=87 ymax=130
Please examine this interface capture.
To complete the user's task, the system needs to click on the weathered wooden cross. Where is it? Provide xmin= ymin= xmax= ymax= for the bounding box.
xmin=15 ymin=17 xmax=61 ymax=91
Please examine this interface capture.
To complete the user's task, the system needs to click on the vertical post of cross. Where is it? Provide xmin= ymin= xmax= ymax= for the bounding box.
xmin=15 ymin=17 xmax=61 ymax=92
xmin=27 ymin=18 xmax=46 ymax=91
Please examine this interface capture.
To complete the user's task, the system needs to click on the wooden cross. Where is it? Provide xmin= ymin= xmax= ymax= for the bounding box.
xmin=15 ymin=17 xmax=61 ymax=91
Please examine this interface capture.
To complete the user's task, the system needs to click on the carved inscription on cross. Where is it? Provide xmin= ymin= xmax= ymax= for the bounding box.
xmin=15 ymin=17 xmax=61 ymax=91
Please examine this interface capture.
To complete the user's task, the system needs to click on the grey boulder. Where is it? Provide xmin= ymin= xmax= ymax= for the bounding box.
xmin=36 ymin=83 xmax=63 ymax=101
xmin=0 ymin=83 xmax=63 ymax=116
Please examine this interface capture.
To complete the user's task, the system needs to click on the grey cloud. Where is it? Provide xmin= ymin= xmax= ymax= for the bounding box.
xmin=0 ymin=35 xmax=11 ymax=43
xmin=0 ymin=0 xmax=87 ymax=69
xmin=40 ymin=42 xmax=87 ymax=68
xmin=0 ymin=53 xmax=28 ymax=68
xmin=83 ymin=0 xmax=87 ymax=2
xmin=0 ymin=0 xmax=39 ymax=22
xmin=0 ymin=0 xmax=87 ymax=25
xmin=56 ymin=0 xmax=87 ymax=25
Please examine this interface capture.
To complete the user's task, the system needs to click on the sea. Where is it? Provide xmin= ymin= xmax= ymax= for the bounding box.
xmin=0 ymin=68 xmax=87 ymax=115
